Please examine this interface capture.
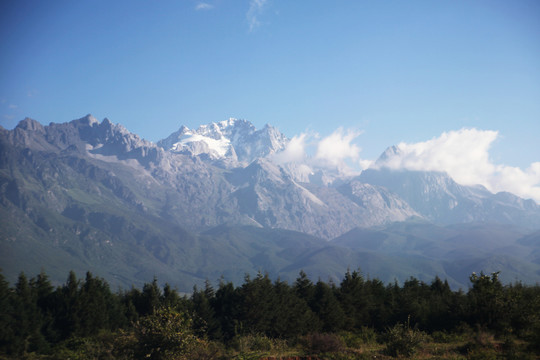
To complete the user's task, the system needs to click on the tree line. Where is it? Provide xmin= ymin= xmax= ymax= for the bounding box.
xmin=1 ymin=268 xmax=539 ymax=357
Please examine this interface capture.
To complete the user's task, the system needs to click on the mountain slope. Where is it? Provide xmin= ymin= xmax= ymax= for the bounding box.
xmin=2 ymin=115 xmax=540 ymax=290
xmin=332 ymin=221 xmax=540 ymax=287
xmin=0 ymin=115 xmax=418 ymax=288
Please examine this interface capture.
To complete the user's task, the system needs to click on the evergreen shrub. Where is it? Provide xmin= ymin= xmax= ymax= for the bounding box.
xmin=383 ymin=320 xmax=426 ymax=357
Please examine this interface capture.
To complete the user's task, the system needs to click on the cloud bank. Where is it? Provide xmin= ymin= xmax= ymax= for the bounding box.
xmin=376 ymin=128 xmax=540 ymax=202
xmin=271 ymin=126 xmax=540 ymax=202
xmin=271 ymin=128 xmax=369 ymax=177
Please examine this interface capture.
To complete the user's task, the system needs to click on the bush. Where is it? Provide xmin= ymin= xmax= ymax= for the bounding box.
xmin=301 ymin=333 xmax=345 ymax=354
xmin=231 ymin=333 xmax=288 ymax=359
xmin=466 ymin=347 xmax=498 ymax=360
xmin=133 ymin=307 xmax=199 ymax=360
xmin=49 ymin=331 xmax=129 ymax=360
xmin=430 ymin=330 xmax=464 ymax=343
xmin=188 ymin=339 xmax=226 ymax=360
xmin=383 ymin=321 xmax=426 ymax=358
xmin=339 ymin=327 xmax=377 ymax=348
xmin=235 ymin=334 xmax=273 ymax=352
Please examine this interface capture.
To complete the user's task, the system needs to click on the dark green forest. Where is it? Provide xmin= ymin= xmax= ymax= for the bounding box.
xmin=1 ymin=269 xmax=539 ymax=359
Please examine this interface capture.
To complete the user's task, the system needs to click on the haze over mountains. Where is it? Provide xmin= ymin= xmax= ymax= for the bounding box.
xmin=1 ymin=115 xmax=539 ymax=291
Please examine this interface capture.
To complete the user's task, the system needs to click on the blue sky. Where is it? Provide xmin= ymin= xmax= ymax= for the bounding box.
xmin=1 ymin=0 xmax=540 ymax=199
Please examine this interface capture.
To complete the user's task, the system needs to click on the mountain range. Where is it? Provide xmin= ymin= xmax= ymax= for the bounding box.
xmin=1 ymin=115 xmax=539 ymax=290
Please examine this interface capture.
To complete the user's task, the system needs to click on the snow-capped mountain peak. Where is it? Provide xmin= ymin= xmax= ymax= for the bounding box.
xmin=158 ymin=118 xmax=288 ymax=164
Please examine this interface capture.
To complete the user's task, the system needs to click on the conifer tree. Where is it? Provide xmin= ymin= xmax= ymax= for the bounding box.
xmin=213 ymin=280 xmax=241 ymax=341
xmin=0 ymin=271 xmax=15 ymax=355
xmin=364 ymin=278 xmax=393 ymax=330
xmin=11 ymin=272 xmax=48 ymax=355
xmin=312 ymin=280 xmax=345 ymax=332
xmin=271 ymin=278 xmax=315 ymax=338
xmin=467 ymin=271 xmax=507 ymax=332
xmin=57 ymin=270 xmax=82 ymax=339
xmin=426 ymin=276 xmax=457 ymax=331
xmin=140 ymin=277 xmax=162 ymax=316
xmin=162 ymin=283 xmax=187 ymax=311
xmin=192 ymin=281 xmax=221 ymax=340
xmin=294 ymin=270 xmax=315 ymax=304
xmin=238 ymin=272 xmax=275 ymax=335
xmin=339 ymin=268 xmax=368 ymax=330
xmin=31 ymin=270 xmax=56 ymax=344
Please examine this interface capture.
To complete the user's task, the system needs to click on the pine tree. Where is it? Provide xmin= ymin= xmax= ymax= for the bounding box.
xmin=213 ymin=280 xmax=241 ymax=341
xmin=0 ymin=271 xmax=15 ymax=355
xmin=294 ymin=270 xmax=315 ymax=304
xmin=467 ymin=271 xmax=507 ymax=332
xmin=140 ymin=277 xmax=162 ymax=316
xmin=271 ymin=278 xmax=315 ymax=338
xmin=426 ymin=276 xmax=456 ymax=331
xmin=238 ymin=272 xmax=275 ymax=335
xmin=11 ymin=272 xmax=48 ymax=355
xmin=339 ymin=268 xmax=368 ymax=330
xmin=364 ymin=278 xmax=393 ymax=330
xmin=192 ymin=281 xmax=221 ymax=340
xmin=32 ymin=270 xmax=56 ymax=345
xmin=312 ymin=280 xmax=345 ymax=332
xmin=57 ymin=270 xmax=82 ymax=339
xmin=77 ymin=271 xmax=125 ymax=336
xmin=162 ymin=283 xmax=182 ymax=309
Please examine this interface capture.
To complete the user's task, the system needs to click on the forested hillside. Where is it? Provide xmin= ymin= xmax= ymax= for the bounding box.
xmin=1 ymin=269 xmax=539 ymax=359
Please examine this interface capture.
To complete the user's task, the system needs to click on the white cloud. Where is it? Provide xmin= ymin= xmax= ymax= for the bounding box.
xmin=270 ymin=127 xmax=368 ymax=177
xmin=315 ymin=127 xmax=362 ymax=167
xmin=376 ymin=128 xmax=540 ymax=202
xmin=195 ymin=3 xmax=214 ymax=11
xmin=247 ymin=0 xmax=268 ymax=31
xmin=271 ymin=133 xmax=308 ymax=164
xmin=358 ymin=159 xmax=374 ymax=171
xmin=491 ymin=162 xmax=540 ymax=202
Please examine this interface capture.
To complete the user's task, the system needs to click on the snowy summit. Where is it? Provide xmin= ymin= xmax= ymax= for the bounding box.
xmin=157 ymin=118 xmax=289 ymax=164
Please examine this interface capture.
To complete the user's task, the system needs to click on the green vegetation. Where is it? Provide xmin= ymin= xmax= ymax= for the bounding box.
xmin=0 ymin=269 xmax=539 ymax=359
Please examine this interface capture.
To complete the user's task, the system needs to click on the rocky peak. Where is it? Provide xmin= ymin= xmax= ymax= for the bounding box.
xmin=374 ymin=145 xmax=401 ymax=167
xmin=70 ymin=114 xmax=99 ymax=127
xmin=16 ymin=118 xmax=45 ymax=133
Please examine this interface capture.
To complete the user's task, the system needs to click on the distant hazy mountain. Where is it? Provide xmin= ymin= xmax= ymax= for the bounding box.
xmin=332 ymin=221 xmax=540 ymax=288
xmin=1 ymin=115 xmax=539 ymax=290
xmin=358 ymin=166 xmax=540 ymax=229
